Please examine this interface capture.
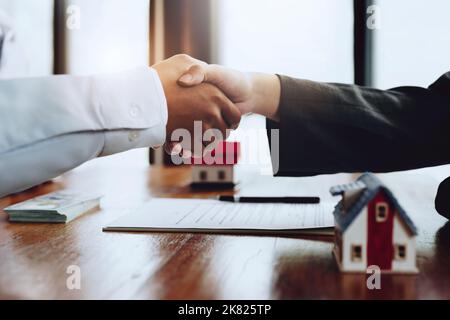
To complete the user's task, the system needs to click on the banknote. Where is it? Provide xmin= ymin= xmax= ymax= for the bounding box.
xmin=4 ymin=191 xmax=102 ymax=223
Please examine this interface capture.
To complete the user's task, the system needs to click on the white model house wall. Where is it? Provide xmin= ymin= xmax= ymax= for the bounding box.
xmin=340 ymin=207 xmax=417 ymax=273
xmin=392 ymin=213 xmax=417 ymax=273
xmin=341 ymin=207 xmax=368 ymax=272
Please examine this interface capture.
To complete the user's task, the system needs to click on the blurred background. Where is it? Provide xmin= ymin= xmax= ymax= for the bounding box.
xmin=2 ymin=0 xmax=449 ymax=85
xmin=1 ymin=0 xmax=450 ymax=170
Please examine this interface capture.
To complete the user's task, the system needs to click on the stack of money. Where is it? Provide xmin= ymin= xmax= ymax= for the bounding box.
xmin=4 ymin=191 xmax=102 ymax=223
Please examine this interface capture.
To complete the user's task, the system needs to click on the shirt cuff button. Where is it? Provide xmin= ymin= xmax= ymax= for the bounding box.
xmin=129 ymin=104 xmax=141 ymax=118
xmin=128 ymin=131 xmax=140 ymax=142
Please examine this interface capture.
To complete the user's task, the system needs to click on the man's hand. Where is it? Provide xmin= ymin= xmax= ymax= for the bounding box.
xmin=152 ymin=55 xmax=242 ymax=156
xmin=178 ymin=64 xmax=281 ymax=121
xmin=179 ymin=65 xmax=254 ymax=114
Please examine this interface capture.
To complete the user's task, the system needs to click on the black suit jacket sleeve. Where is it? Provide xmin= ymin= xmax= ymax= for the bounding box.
xmin=267 ymin=73 xmax=450 ymax=176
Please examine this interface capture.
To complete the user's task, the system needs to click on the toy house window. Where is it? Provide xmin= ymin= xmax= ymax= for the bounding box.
xmin=351 ymin=245 xmax=362 ymax=262
xmin=218 ymin=170 xmax=226 ymax=181
xmin=376 ymin=203 xmax=389 ymax=222
xmin=394 ymin=244 xmax=407 ymax=260
xmin=200 ymin=171 xmax=208 ymax=181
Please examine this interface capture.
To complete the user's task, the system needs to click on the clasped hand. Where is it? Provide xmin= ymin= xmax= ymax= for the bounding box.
xmin=152 ymin=54 xmax=280 ymax=157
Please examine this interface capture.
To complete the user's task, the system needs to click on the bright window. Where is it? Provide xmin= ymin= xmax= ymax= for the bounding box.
xmin=0 ymin=0 xmax=53 ymax=76
xmin=64 ymin=0 xmax=149 ymax=74
xmin=373 ymin=0 xmax=450 ymax=88
xmin=215 ymin=0 xmax=354 ymax=83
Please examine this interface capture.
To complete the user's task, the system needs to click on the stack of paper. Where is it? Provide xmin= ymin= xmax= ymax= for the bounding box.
xmin=104 ymin=198 xmax=335 ymax=236
xmin=5 ymin=191 xmax=102 ymax=223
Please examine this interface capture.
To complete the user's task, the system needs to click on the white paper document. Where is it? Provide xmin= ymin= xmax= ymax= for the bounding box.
xmin=104 ymin=198 xmax=335 ymax=236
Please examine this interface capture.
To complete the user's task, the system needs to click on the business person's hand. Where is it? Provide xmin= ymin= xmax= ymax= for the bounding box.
xmin=178 ymin=64 xmax=281 ymax=121
xmin=153 ymin=55 xmax=242 ymax=155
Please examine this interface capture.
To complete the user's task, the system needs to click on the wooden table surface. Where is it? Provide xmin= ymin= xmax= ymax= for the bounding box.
xmin=1 ymin=149 xmax=450 ymax=300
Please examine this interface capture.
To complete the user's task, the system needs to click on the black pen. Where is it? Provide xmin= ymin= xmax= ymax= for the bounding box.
xmin=218 ymin=196 xmax=320 ymax=204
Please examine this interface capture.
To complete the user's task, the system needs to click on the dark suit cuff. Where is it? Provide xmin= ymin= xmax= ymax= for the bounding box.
xmin=266 ymin=75 xmax=345 ymax=177
xmin=265 ymin=76 xmax=319 ymax=177
xmin=276 ymin=74 xmax=344 ymax=122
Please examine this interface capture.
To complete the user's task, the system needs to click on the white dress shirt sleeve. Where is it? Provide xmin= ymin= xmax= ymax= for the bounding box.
xmin=0 ymin=67 xmax=168 ymax=197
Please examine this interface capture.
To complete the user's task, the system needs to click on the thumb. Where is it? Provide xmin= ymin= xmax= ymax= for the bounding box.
xmin=164 ymin=142 xmax=182 ymax=155
xmin=178 ymin=65 xmax=206 ymax=87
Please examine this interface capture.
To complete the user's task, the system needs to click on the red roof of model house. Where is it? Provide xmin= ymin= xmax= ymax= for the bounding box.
xmin=191 ymin=141 xmax=240 ymax=166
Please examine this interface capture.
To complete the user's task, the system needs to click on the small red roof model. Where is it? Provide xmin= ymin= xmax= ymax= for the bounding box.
xmin=330 ymin=173 xmax=418 ymax=274
xmin=191 ymin=141 xmax=240 ymax=166
xmin=191 ymin=141 xmax=240 ymax=188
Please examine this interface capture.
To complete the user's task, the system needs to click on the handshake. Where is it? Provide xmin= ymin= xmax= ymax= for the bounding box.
xmin=152 ymin=54 xmax=281 ymax=157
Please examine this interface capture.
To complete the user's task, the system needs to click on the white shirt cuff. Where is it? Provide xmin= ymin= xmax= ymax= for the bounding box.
xmin=96 ymin=67 xmax=168 ymax=155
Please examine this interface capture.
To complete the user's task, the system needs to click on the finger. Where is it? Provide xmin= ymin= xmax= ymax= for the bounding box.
xmin=211 ymin=109 xmax=229 ymax=141
xmin=164 ymin=141 xmax=182 ymax=155
xmin=203 ymin=127 xmax=223 ymax=151
xmin=178 ymin=65 xmax=206 ymax=87
xmin=181 ymin=148 xmax=192 ymax=159
xmin=178 ymin=64 xmax=231 ymax=87
xmin=219 ymin=95 xmax=242 ymax=128
xmin=203 ymin=137 xmax=221 ymax=156
xmin=191 ymin=65 xmax=246 ymax=104
xmin=164 ymin=142 xmax=174 ymax=155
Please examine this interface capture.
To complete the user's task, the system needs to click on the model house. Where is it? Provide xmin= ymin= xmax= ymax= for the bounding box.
xmin=330 ymin=173 xmax=418 ymax=274
xmin=191 ymin=141 xmax=240 ymax=188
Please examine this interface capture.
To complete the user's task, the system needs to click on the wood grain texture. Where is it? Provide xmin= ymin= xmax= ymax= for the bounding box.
xmin=1 ymin=151 xmax=449 ymax=300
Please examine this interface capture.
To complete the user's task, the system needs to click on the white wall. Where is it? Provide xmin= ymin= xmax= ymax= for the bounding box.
xmin=0 ymin=0 xmax=53 ymax=76
xmin=215 ymin=0 xmax=354 ymax=83
xmin=392 ymin=213 xmax=417 ymax=272
xmin=342 ymin=208 xmax=368 ymax=272
xmin=63 ymin=0 xmax=149 ymax=75
xmin=374 ymin=0 xmax=450 ymax=89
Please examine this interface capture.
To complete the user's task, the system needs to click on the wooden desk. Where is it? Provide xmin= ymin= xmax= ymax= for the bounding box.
xmin=1 ymin=150 xmax=449 ymax=299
